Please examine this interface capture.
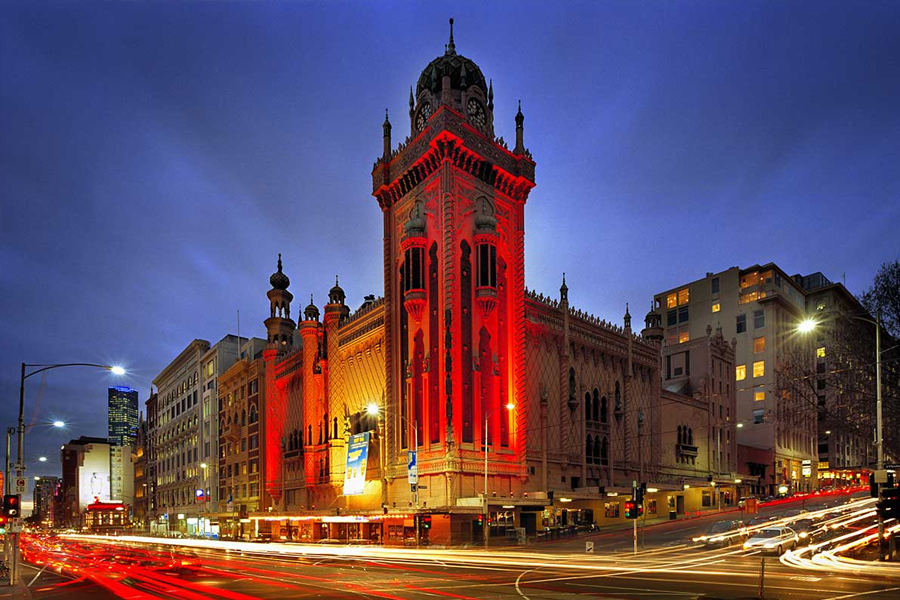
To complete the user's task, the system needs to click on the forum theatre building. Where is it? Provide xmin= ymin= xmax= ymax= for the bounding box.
xmin=251 ymin=27 xmax=727 ymax=546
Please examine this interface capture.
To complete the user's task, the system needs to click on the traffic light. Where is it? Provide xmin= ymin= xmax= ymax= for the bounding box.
xmin=634 ymin=484 xmax=645 ymax=504
xmin=0 ymin=514 xmax=7 ymax=535
xmin=422 ymin=515 xmax=432 ymax=530
xmin=876 ymin=487 xmax=900 ymax=519
xmin=624 ymin=500 xmax=638 ymax=519
xmin=476 ymin=514 xmax=483 ymax=527
xmin=2 ymin=494 xmax=20 ymax=519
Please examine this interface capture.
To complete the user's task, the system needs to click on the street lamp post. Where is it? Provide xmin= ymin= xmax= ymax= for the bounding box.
xmin=9 ymin=362 xmax=124 ymax=585
xmin=366 ymin=403 xmax=419 ymax=547
xmin=799 ymin=310 xmax=885 ymax=556
xmin=484 ymin=403 xmax=515 ymax=550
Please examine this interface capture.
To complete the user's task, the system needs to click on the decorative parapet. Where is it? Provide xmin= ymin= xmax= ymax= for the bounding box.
xmin=344 ymin=296 xmax=385 ymax=325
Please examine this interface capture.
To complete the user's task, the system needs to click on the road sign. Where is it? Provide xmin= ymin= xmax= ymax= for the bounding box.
xmin=407 ymin=450 xmax=418 ymax=484
xmin=585 ymin=541 xmax=594 ymax=553
xmin=14 ymin=478 xmax=26 ymax=494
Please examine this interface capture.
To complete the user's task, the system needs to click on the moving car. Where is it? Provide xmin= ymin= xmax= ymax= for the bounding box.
xmin=694 ymin=520 xmax=746 ymax=547
xmin=743 ymin=527 xmax=799 ymax=554
xmin=791 ymin=518 xmax=823 ymax=544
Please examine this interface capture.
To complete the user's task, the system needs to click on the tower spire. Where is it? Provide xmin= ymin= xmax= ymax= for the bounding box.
xmin=383 ymin=109 xmax=392 ymax=159
xmin=488 ymin=79 xmax=494 ymax=110
xmin=514 ymin=100 xmax=525 ymax=155
xmin=446 ymin=18 xmax=456 ymax=55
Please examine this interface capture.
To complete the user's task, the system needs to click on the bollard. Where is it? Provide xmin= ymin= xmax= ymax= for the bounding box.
xmin=758 ymin=557 xmax=766 ymax=597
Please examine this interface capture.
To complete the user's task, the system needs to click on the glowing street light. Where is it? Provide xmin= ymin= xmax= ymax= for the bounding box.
xmin=110 ymin=366 xmax=126 ymax=375
xmin=52 ymin=421 xmax=65 ymax=428
xmin=38 ymin=456 xmax=47 ymax=462
xmin=797 ymin=319 xmax=817 ymax=334
xmin=366 ymin=402 xmax=379 ymax=416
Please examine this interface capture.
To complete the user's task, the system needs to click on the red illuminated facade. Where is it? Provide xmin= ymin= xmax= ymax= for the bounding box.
xmin=255 ymin=24 xmax=699 ymax=544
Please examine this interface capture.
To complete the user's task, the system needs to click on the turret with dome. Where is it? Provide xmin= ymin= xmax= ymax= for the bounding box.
xmin=409 ymin=19 xmax=495 ymax=139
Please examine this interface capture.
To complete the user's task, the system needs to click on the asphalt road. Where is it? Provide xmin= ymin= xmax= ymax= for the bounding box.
xmin=6 ymin=493 xmax=898 ymax=600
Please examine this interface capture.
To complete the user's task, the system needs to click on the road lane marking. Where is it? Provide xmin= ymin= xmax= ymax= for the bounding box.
xmin=821 ymin=588 xmax=900 ymax=600
xmin=514 ymin=569 xmax=534 ymax=600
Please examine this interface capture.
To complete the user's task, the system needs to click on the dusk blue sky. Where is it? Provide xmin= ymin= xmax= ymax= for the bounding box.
xmin=2 ymin=1 xmax=899 ymax=491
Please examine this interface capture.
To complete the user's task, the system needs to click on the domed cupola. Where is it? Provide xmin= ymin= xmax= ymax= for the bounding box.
xmin=328 ymin=275 xmax=346 ymax=306
xmin=411 ymin=19 xmax=493 ymax=137
xmin=304 ymin=295 xmax=320 ymax=322
xmin=269 ymin=253 xmax=290 ymax=290
xmin=642 ymin=302 xmax=664 ymax=343
xmin=415 ymin=23 xmax=488 ymax=97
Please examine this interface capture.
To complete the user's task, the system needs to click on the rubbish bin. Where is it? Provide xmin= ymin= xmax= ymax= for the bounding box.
xmin=669 ymin=510 xmax=677 ymax=520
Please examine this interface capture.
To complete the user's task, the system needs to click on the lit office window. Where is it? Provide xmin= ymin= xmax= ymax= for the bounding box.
xmin=678 ymin=288 xmax=690 ymax=305
xmin=753 ymin=360 xmax=765 ymax=378
xmin=736 ymin=365 xmax=746 ymax=381
xmin=754 ymin=337 xmax=765 ymax=353
xmin=816 ymin=347 xmax=826 ymax=358
xmin=712 ymin=302 xmax=721 ymax=313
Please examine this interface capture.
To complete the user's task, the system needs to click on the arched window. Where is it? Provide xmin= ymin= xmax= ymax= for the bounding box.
xmin=600 ymin=437 xmax=609 ymax=466
xmin=569 ymin=368 xmax=576 ymax=404
xmin=586 ymin=434 xmax=594 ymax=464
xmin=324 ymin=413 xmax=329 ymax=442
xmin=227 ymin=413 xmax=232 ymax=425
xmin=249 ymin=404 xmax=258 ymax=424
xmin=688 ymin=428 xmax=694 ymax=446
xmin=241 ymin=409 xmax=247 ymax=426
xmin=333 ymin=417 xmax=339 ymax=440
xmin=585 ymin=392 xmax=592 ymax=422
xmin=600 ymin=396 xmax=608 ymax=424
xmin=594 ymin=437 xmax=601 ymax=466
xmin=592 ymin=389 xmax=600 ymax=423
xmin=677 ymin=425 xmax=683 ymax=445
xmin=308 ymin=425 xmax=313 ymax=447
xmin=615 ymin=381 xmax=622 ymax=412
xmin=318 ymin=424 xmax=323 ymax=445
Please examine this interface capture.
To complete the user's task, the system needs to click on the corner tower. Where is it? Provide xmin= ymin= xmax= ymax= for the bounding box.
xmin=372 ymin=20 xmax=536 ymax=499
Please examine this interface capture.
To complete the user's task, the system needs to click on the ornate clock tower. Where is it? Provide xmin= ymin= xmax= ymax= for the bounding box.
xmin=372 ymin=20 xmax=535 ymax=500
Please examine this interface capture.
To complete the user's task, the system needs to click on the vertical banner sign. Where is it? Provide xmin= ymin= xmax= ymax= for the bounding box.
xmin=408 ymin=450 xmax=418 ymax=485
xmin=344 ymin=432 xmax=371 ymax=496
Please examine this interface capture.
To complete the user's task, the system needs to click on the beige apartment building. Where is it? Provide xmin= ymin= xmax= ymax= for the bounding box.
xmin=654 ymin=263 xmax=817 ymax=495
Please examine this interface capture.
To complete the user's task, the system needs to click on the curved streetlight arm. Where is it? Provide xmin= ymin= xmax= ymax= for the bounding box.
xmin=23 ymin=362 xmax=120 ymax=380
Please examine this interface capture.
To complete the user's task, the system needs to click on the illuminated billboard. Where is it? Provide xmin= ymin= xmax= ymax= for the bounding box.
xmin=343 ymin=432 xmax=370 ymax=496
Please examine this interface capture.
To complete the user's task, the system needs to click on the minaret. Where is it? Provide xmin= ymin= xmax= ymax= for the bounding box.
xmin=514 ymin=100 xmax=525 ymax=154
xmin=262 ymin=254 xmax=295 ymax=508
xmin=264 ymin=254 xmax=296 ymax=355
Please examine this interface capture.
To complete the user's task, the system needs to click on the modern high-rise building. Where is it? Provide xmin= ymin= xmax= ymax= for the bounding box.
xmin=108 ymin=386 xmax=139 ymax=447
xmin=108 ymin=385 xmax=138 ymax=504
xmin=32 ymin=476 xmax=60 ymax=526
xmin=653 ymin=263 xmax=818 ymax=494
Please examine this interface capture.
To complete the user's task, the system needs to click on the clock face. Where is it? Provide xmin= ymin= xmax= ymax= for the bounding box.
xmin=467 ymin=98 xmax=486 ymax=129
xmin=416 ymin=102 xmax=432 ymax=132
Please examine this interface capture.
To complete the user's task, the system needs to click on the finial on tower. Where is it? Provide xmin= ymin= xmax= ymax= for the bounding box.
xmin=446 ymin=18 xmax=456 ymax=55
xmin=560 ymin=272 xmax=568 ymax=302
xmin=514 ymin=100 xmax=525 ymax=154
xmin=488 ymin=79 xmax=494 ymax=109
xmin=409 ymin=86 xmax=414 ymax=112
xmin=277 ymin=253 xmax=282 ymax=271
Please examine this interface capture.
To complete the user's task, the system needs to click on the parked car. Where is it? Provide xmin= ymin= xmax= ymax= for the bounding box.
xmin=694 ymin=520 xmax=746 ymax=547
xmin=743 ymin=527 xmax=799 ymax=554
